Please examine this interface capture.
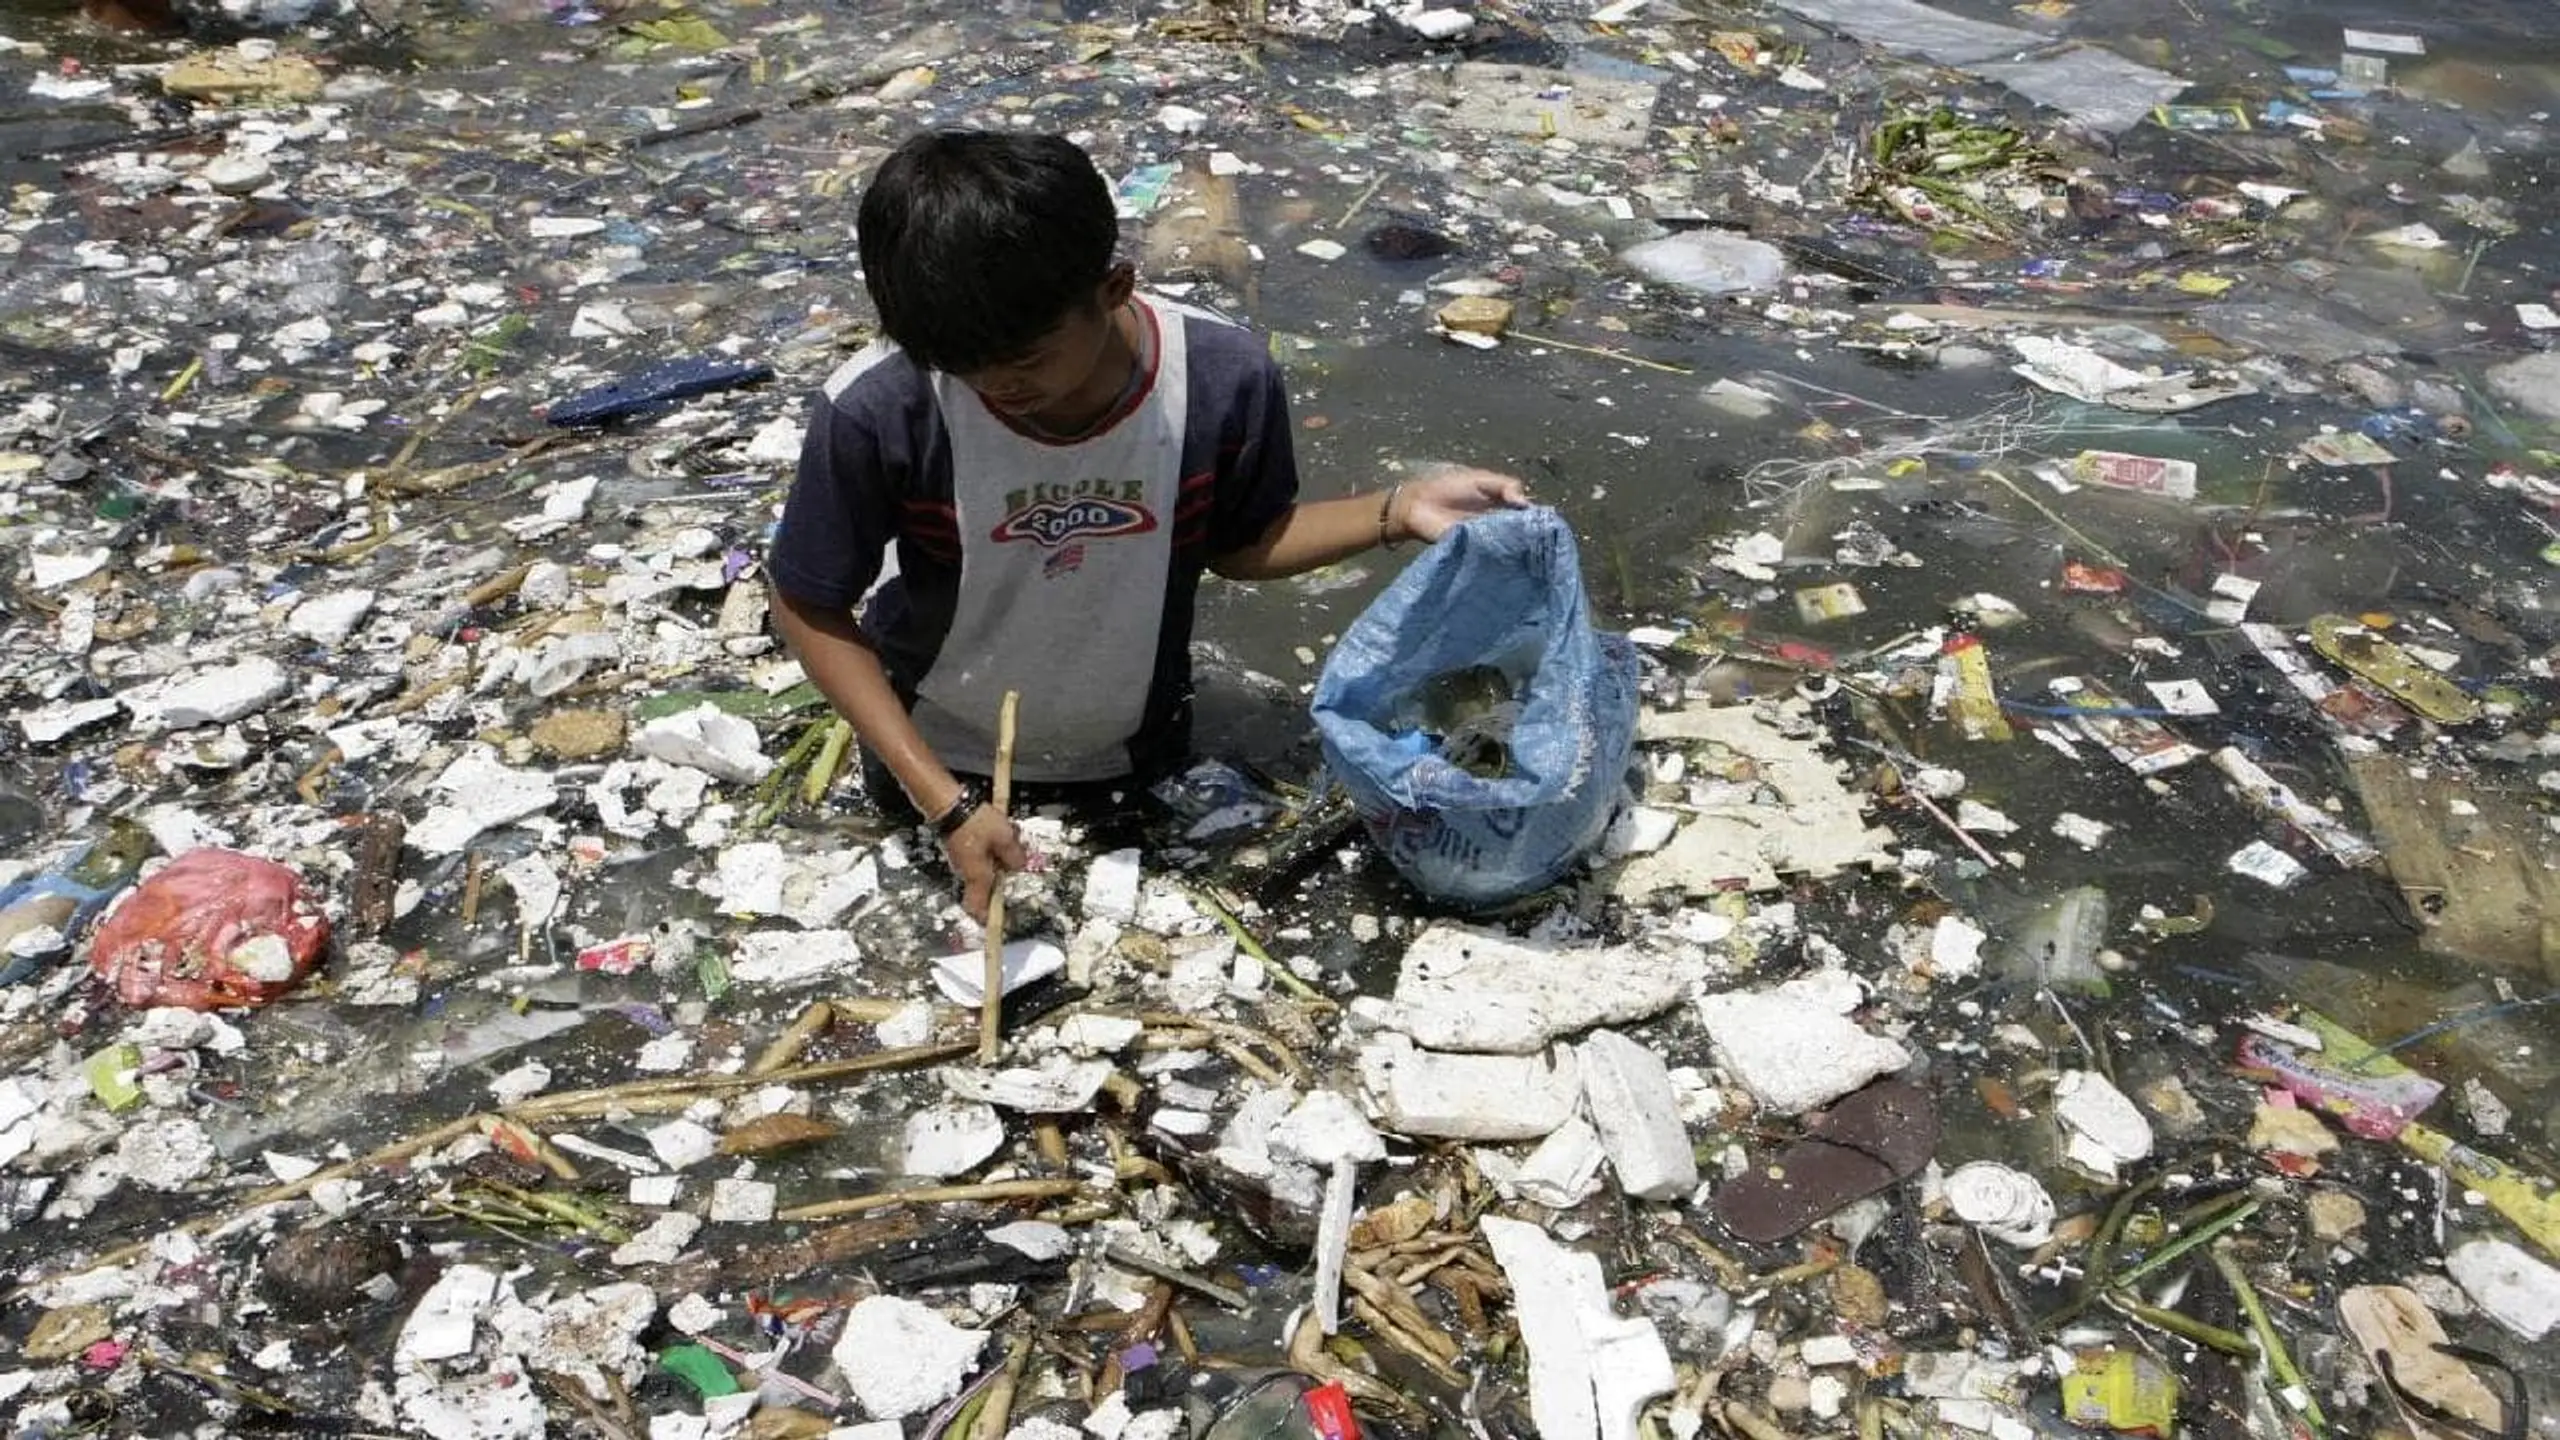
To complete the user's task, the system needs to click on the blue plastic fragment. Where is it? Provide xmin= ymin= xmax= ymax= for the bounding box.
xmin=545 ymin=356 xmax=774 ymax=428
xmin=0 ymin=846 xmax=136 ymax=986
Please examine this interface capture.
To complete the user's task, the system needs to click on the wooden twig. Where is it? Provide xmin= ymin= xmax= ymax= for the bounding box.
xmin=13 ymin=1041 xmax=972 ymax=1301
xmin=980 ymin=689 xmax=1021 ymax=1063
xmin=463 ymin=562 xmax=531 ymax=610
xmin=1138 ymin=1012 xmax=1306 ymax=1083
xmin=773 ymin=1177 xmax=1082 ymax=1225
xmin=1102 ymin=1241 xmax=1249 ymax=1309
xmin=750 ymin=1001 xmax=834 ymax=1076
xmin=970 ymin=1335 xmax=1033 ymax=1440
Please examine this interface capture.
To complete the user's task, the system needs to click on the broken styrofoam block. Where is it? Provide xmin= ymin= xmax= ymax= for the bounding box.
xmin=2054 ymin=1070 xmax=2154 ymax=1181
xmin=1617 ymin=703 xmax=1891 ymax=899
xmin=1268 ymin=1089 xmax=1387 ymax=1168
xmin=123 ymin=656 xmax=291 ymax=731
xmin=930 ymin=939 xmax=1067 ymax=1005
xmin=112 ymin=1117 xmax=219 ymax=1190
xmin=830 ymin=1296 xmax=988 ymax=1419
xmin=2449 ymin=1239 xmax=2560 ymax=1341
xmin=1577 ymin=1030 xmax=1698 ymax=1201
xmin=610 ymin=1212 xmax=702 ymax=1266
xmin=709 ymin=841 xmax=787 ymax=915
xmin=707 ymin=1178 xmax=777 ymax=1223
xmin=1369 ymin=925 xmax=1693 ymax=1055
xmin=1486 ymin=1115 xmax=1609 ymax=1208
xmin=1053 ymin=1013 xmax=1144 ymax=1055
xmin=1602 ymin=805 xmax=1680 ymax=858
xmin=781 ymin=849 xmax=879 ymax=927
xmin=1261 ymin=1089 xmax=1386 ymax=1336
xmin=396 ymin=1361 xmax=547 ymax=1440
xmin=902 ymin=1102 xmax=1006 ymax=1178
xmin=1481 ymin=1216 xmax=1675 ymax=1440
xmin=18 ymin=696 xmax=122 ymax=744
xmin=646 ymin=1119 xmax=720 ymax=1171
xmin=1403 ymin=6 xmax=1473 ymax=39
xmin=728 ymin=929 xmax=859 ymax=987
xmin=1695 ymin=971 xmax=1910 ymax=1115
xmin=397 ymin=1263 xmax=500 ymax=1366
xmin=1210 ymin=1087 xmax=1324 ymax=1216
xmin=1920 ymin=915 xmax=1987 ymax=981
xmin=285 ymin=588 xmax=376 ymax=644
xmin=631 ymin=705 xmax=773 ymax=785
xmin=1082 ymin=847 xmax=1142 ymax=923
xmin=1360 ymin=1036 xmax=1582 ymax=1141
xmin=489 ymin=1281 xmax=655 ymax=1401
xmin=410 ymin=749 xmax=560 ymax=857
xmin=944 ymin=1057 xmax=1114 ymax=1113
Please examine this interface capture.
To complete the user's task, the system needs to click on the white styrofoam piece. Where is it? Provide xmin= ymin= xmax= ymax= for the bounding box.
xmin=1695 ymin=971 xmax=1910 ymax=1115
xmin=1081 ymin=847 xmax=1142 ymax=923
xmin=631 ymin=705 xmax=774 ymax=784
xmin=2450 ymin=1239 xmax=2560 ymax=1341
xmin=397 ymin=1263 xmax=499 ymax=1366
xmin=830 ymin=1296 xmax=989 ymax=1419
xmin=1361 ymin=1038 xmax=1582 ymax=1141
xmin=943 ymin=1056 xmax=1113 ymax=1113
xmin=1312 ymin=1158 xmax=1359 ymax=1335
xmin=124 ymin=656 xmax=291 ymax=731
xmin=930 ymin=939 xmax=1067 ymax=1005
xmin=1504 ymin=1115 xmax=1608 ymax=1207
xmin=2054 ymin=1070 xmax=2154 ymax=1180
xmin=729 ymin=929 xmax=859 ymax=988
xmin=1480 ymin=1216 xmax=1675 ymax=1440
xmin=902 ymin=1102 xmax=1007 ymax=1178
xmin=1577 ymin=1030 xmax=1698 ymax=1201
xmin=1378 ymin=925 xmax=1692 ymax=1055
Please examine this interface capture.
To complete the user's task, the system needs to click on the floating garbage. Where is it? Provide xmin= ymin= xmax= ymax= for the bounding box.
xmin=86 ymin=849 xmax=329 ymax=1010
xmin=0 ymin=1 xmax=2556 ymax=1435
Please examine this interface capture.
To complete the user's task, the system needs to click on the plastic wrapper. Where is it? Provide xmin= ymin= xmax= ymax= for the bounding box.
xmin=87 ymin=849 xmax=330 ymax=1010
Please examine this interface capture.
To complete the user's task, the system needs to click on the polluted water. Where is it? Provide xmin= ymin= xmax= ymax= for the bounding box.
xmin=2 ymin=0 xmax=2560 ymax=1436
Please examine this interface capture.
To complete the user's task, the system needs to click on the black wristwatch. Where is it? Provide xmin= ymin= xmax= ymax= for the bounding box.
xmin=931 ymin=780 xmax=989 ymax=837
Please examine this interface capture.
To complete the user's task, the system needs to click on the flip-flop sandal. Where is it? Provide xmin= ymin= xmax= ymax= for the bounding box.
xmin=2340 ymin=1285 xmax=2514 ymax=1440
xmin=1713 ymin=1078 xmax=1939 ymax=1246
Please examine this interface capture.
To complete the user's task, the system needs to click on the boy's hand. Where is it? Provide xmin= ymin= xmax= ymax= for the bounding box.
xmin=946 ymin=806 xmax=1028 ymax=924
xmin=1393 ymin=466 xmax=1532 ymax=544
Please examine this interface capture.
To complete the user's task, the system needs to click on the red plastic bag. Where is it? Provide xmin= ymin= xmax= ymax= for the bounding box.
xmin=88 ymin=850 xmax=330 ymax=1010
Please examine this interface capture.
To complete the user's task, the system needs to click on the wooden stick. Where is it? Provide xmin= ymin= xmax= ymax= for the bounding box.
xmin=1102 ymin=1241 xmax=1250 ymax=1309
xmin=11 ymin=1041 xmax=971 ymax=1302
xmin=971 ymin=1335 xmax=1033 ymax=1440
xmin=979 ymin=689 xmax=1021 ymax=1063
xmin=750 ymin=1000 xmax=834 ymax=1076
xmin=773 ymin=1177 xmax=1080 ymax=1224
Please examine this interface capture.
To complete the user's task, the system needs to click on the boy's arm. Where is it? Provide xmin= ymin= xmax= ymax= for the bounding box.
xmin=1209 ymin=466 xmax=1530 ymax=581
xmin=770 ymin=592 xmax=1024 ymax=922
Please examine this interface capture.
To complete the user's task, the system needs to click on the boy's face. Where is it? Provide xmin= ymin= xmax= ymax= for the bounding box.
xmin=955 ymin=265 xmax=1138 ymax=422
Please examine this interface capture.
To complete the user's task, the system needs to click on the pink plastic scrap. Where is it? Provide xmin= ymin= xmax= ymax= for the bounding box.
xmin=87 ymin=849 xmax=330 ymax=1011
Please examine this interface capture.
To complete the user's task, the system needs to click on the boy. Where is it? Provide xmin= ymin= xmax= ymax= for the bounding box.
xmin=768 ymin=129 xmax=1526 ymax=920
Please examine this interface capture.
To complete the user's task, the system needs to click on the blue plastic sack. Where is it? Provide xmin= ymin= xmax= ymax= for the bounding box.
xmin=1312 ymin=506 xmax=1639 ymax=909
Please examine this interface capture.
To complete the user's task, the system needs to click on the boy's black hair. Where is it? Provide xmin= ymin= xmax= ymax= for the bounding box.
xmin=856 ymin=130 xmax=1120 ymax=375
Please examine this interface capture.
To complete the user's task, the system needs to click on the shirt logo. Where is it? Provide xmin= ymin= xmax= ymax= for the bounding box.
xmin=1043 ymin=542 xmax=1087 ymax=579
xmin=991 ymin=495 xmax=1158 ymax=549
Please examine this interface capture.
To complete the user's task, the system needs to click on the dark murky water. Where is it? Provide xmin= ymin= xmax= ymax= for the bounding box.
xmin=3 ymin=0 xmax=2560 ymax=1429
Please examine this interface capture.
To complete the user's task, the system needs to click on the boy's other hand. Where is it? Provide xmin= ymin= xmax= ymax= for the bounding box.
xmin=1395 ymin=466 xmax=1532 ymax=544
xmin=947 ymin=806 xmax=1028 ymax=923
